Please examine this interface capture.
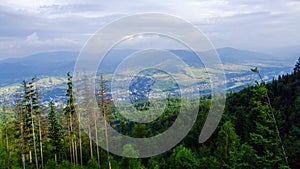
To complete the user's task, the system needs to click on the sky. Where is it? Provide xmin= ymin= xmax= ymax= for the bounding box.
xmin=0 ymin=0 xmax=300 ymax=59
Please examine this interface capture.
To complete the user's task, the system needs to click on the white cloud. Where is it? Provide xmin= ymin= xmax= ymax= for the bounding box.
xmin=0 ymin=32 xmax=80 ymax=59
xmin=26 ymin=32 xmax=39 ymax=44
xmin=0 ymin=0 xmax=299 ymax=59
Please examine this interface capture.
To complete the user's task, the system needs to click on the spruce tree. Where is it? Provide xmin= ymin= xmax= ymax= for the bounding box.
xmin=97 ymin=75 xmax=112 ymax=169
xmin=22 ymin=79 xmax=39 ymax=169
xmin=216 ymin=121 xmax=240 ymax=168
xmin=294 ymin=57 xmax=300 ymax=73
xmin=63 ymin=72 xmax=77 ymax=164
xmin=48 ymin=101 xmax=62 ymax=162
xmin=249 ymin=85 xmax=288 ymax=168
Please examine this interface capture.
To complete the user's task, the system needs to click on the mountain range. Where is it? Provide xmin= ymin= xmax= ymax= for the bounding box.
xmin=0 ymin=47 xmax=298 ymax=87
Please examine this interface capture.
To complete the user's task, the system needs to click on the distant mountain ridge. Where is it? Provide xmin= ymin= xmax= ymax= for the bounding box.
xmin=0 ymin=51 xmax=77 ymax=86
xmin=0 ymin=47 xmax=296 ymax=87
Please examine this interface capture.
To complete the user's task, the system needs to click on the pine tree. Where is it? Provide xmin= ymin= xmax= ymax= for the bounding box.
xmin=15 ymin=91 xmax=26 ymax=169
xmin=97 ymin=75 xmax=112 ymax=169
xmin=249 ymin=85 xmax=288 ymax=168
xmin=33 ymin=80 xmax=44 ymax=169
xmin=251 ymin=67 xmax=289 ymax=167
xmin=63 ymin=72 xmax=77 ymax=164
xmin=48 ymin=101 xmax=62 ymax=162
xmin=294 ymin=57 xmax=300 ymax=73
xmin=81 ymin=73 xmax=100 ymax=167
xmin=1 ymin=102 xmax=12 ymax=169
xmin=74 ymin=76 xmax=83 ymax=167
xmin=120 ymin=144 xmax=144 ymax=169
xmin=216 ymin=121 xmax=240 ymax=168
xmin=22 ymin=78 xmax=39 ymax=169
xmin=169 ymin=144 xmax=200 ymax=169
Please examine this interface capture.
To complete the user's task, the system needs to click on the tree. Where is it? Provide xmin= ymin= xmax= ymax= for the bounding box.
xmin=97 ymin=75 xmax=112 ymax=169
xmin=22 ymin=78 xmax=39 ymax=169
xmin=15 ymin=91 xmax=26 ymax=169
xmin=251 ymin=67 xmax=289 ymax=166
xmin=63 ymin=72 xmax=77 ymax=164
xmin=169 ymin=144 xmax=200 ymax=169
xmin=80 ymin=73 xmax=100 ymax=167
xmin=132 ymin=124 xmax=148 ymax=138
xmin=0 ymin=105 xmax=15 ymax=169
xmin=294 ymin=57 xmax=300 ymax=73
xmin=249 ymin=85 xmax=288 ymax=168
xmin=216 ymin=121 xmax=240 ymax=168
xmin=48 ymin=101 xmax=62 ymax=162
xmin=74 ymin=77 xmax=83 ymax=167
xmin=236 ymin=143 xmax=256 ymax=168
xmin=87 ymin=157 xmax=100 ymax=169
xmin=120 ymin=144 xmax=145 ymax=169
xmin=34 ymin=80 xmax=44 ymax=169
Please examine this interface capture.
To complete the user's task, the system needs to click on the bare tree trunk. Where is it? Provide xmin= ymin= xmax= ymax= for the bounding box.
xmin=72 ymin=139 xmax=75 ymax=164
xmin=94 ymin=110 xmax=101 ymax=168
xmin=14 ymin=93 xmax=26 ymax=169
xmin=88 ymin=124 xmax=93 ymax=158
xmin=255 ymin=71 xmax=289 ymax=166
xmin=70 ymin=119 xmax=76 ymax=164
xmin=5 ymin=126 xmax=10 ymax=169
xmin=68 ymin=118 xmax=73 ymax=164
xmin=101 ymin=75 xmax=111 ymax=169
xmin=19 ymin=108 xmax=25 ymax=169
xmin=2 ymin=105 xmax=10 ymax=169
xmin=22 ymin=154 xmax=26 ymax=169
xmin=104 ymin=119 xmax=111 ymax=169
xmin=30 ymin=104 xmax=38 ymax=169
xmin=74 ymin=139 xmax=78 ymax=165
xmin=69 ymin=144 xmax=73 ymax=163
xmin=78 ymin=112 xmax=83 ymax=166
xmin=35 ymin=82 xmax=44 ymax=169
xmin=38 ymin=117 xmax=44 ymax=168
xmin=21 ymin=108 xmax=26 ymax=169
xmin=29 ymin=151 xmax=32 ymax=163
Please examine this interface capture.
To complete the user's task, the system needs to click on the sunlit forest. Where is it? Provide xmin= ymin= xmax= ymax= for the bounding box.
xmin=0 ymin=57 xmax=299 ymax=169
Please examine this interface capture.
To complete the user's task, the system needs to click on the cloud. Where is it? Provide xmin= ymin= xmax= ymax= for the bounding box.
xmin=24 ymin=32 xmax=79 ymax=49
xmin=0 ymin=32 xmax=80 ymax=59
xmin=114 ymin=34 xmax=188 ymax=50
xmin=26 ymin=32 xmax=39 ymax=43
xmin=0 ymin=0 xmax=299 ymax=59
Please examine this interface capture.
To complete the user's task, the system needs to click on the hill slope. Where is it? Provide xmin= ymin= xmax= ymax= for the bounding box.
xmin=0 ymin=48 xmax=295 ymax=87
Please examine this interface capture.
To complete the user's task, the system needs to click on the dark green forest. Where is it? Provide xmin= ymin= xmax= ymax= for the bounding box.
xmin=0 ymin=58 xmax=300 ymax=169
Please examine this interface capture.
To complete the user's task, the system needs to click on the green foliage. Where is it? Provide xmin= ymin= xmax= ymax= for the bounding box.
xmin=20 ymin=78 xmax=41 ymax=169
xmin=169 ymin=144 xmax=200 ymax=169
xmin=148 ymin=155 xmax=166 ymax=169
xmin=57 ymin=160 xmax=75 ymax=169
xmin=64 ymin=72 xmax=76 ymax=117
xmin=119 ymin=144 xmax=146 ymax=169
xmin=45 ymin=159 xmax=58 ymax=169
xmin=47 ymin=101 xmax=63 ymax=162
xmin=216 ymin=121 xmax=240 ymax=168
xmin=236 ymin=143 xmax=256 ymax=168
xmin=122 ymin=144 xmax=139 ymax=158
xmin=132 ymin=124 xmax=148 ymax=138
xmin=293 ymin=57 xmax=300 ymax=73
xmin=198 ymin=156 xmax=219 ymax=168
xmin=86 ymin=157 xmax=99 ymax=169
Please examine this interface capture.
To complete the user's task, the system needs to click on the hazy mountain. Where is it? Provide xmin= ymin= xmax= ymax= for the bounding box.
xmin=217 ymin=47 xmax=273 ymax=64
xmin=0 ymin=47 xmax=295 ymax=87
xmin=264 ymin=45 xmax=300 ymax=62
xmin=0 ymin=51 xmax=76 ymax=86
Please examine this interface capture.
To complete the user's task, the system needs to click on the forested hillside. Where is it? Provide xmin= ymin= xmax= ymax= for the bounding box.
xmin=0 ymin=58 xmax=299 ymax=169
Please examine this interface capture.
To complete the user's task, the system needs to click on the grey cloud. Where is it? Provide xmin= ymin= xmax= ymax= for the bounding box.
xmin=0 ymin=0 xmax=299 ymax=59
